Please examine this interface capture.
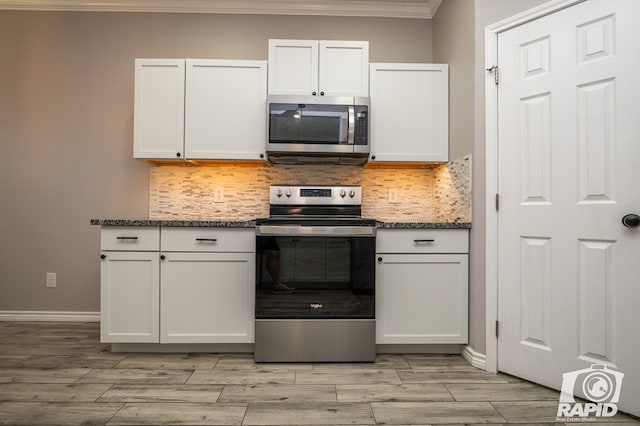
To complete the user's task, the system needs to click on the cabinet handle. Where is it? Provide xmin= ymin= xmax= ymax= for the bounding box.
xmin=176 ymin=152 xmax=181 ymax=158
xmin=100 ymin=254 xmax=106 ymax=260
xmin=312 ymin=91 xmax=317 ymax=96
xmin=195 ymin=238 xmax=218 ymax=242
xmin=116 ymin=236 xmax=138 ymax=240
xmin=320 ymin=91 xmax=325 ymax=96
xmin=371 ymin=155 xmax=376 ymax=160
xmin=160 ymin=254 xmax=166 ymax=260
xmin=259 ymin=153 xmax=265 ymax=159
xmin=414 ymin=239 xmax=435 ymax=244
xmin=377 ymin=256 xmax=383 ymax=262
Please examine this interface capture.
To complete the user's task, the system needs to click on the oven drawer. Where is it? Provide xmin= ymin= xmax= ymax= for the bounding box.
xmin=376 ymin=229 xmax=468 ymax=254
xmin=100 ymin=227 xmax=160 ymax=251
xmin=161 ymin=228 xmax=255 ymax=252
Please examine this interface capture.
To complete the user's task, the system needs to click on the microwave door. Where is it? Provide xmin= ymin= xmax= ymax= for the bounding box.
xmin=269 ymin=103 xmax=351 ymax=147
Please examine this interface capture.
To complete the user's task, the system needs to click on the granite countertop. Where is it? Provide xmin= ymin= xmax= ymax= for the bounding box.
xmin=91 ymin=219 xmax=470 ymax=229
xmin=376 ymin=221 xmax=471 ymax=229
xmin=90 ymin=219 xmax=256 ymax=228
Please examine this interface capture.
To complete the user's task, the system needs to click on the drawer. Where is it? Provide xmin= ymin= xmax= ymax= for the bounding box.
xmin=376 ymin=229 xmax=468 ymax=254
xmin=101 ymin=227 xmax=160 ymax=251
xmin=161 ymin=228 xmax=255 ymax=252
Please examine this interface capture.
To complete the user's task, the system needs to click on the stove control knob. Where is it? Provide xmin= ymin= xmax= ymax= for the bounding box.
xmin=285 ymin=189 xmax=292 ymax=198
xmin=349 ymin=190 xmax=356 ymax=198
xmin=339 ymin=189 xmax=346 ymax=198
xmin=276 ymin=189 xmax=283 ymax=197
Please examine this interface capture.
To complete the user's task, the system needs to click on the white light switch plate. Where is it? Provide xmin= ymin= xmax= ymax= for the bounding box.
xmin=214 ymin=187 xmax=224 ymax=203
xmin=388 ymin=188 xmax=399 ymax=203
xmin=46 ymin=272 xmax=56 ymax=288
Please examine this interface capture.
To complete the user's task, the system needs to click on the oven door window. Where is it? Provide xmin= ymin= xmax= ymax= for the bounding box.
xmin=256 ymin=236 xmax=375 ymax=319
xmin=269 ymin=103 xmax=349 ymax=145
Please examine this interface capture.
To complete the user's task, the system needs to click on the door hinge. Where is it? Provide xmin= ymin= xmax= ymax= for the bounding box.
xmin=487 ymin=65 xmax=499 ymax=85
xmin=495 ymin=193 xmax=500 ymax=211
xmin=495 ymin=320 xmax=499 ymax=338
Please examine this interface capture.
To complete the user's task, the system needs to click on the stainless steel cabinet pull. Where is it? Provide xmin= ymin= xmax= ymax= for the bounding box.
xmin=195 ymin=238 xmax=218 ymax=242
xmin=116 ymin=236 xmax=138 ymax=240
xmin=414 ymin=239 xmax=435 ymax=243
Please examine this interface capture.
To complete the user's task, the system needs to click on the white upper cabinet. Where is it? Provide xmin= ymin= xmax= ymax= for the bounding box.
xmin=134 ymin=59 xmax=185 ymax=160
xmin=268 ymin=39 xmax=369 ymax=97
xmin=369 ymin=63 xmax=449 ymax=163
xmin=185 ymin=59 xmax=267 ymax=160
xmin=268 ymin=40 xmax=318 ymax=96
xmin=133 ymin=58 xmax=267 ymax=161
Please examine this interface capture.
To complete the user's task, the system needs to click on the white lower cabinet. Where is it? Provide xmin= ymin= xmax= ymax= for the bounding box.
xmin=100 ymin=226 xmax=255 ymax=344
xmin=100 ymin=227 xmax=161 ymax=343
xmin=376 ymin=229 xmax=469 ymax=344
xmin=160 ymin=251 xmax=254 ymax=343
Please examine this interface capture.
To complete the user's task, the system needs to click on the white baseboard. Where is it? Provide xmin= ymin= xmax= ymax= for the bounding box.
xmin=0 ymin=311 xmax=100 ymax=322
xmin=463 ymin=345 xmax=487 ymax=370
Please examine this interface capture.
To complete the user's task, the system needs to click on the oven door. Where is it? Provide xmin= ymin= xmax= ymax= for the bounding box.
xmin=255 ymin=225 xmax=375 ymax=320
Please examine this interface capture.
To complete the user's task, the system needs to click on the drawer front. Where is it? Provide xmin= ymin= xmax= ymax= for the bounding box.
xmin=376 ymin=229 xmax=468 ymax=254
xmin=101 ymin=227 xmax=160 ymax=251
xmin=161 ymin=228 xmax=256 ymax=252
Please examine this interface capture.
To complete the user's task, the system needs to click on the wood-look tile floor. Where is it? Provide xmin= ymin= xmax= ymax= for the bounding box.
xmin=0 ymin=322 xmax=638 ymax=425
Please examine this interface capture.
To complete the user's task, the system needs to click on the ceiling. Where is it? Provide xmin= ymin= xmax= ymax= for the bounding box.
xmin=0 ymin=0 xmax=443 ymax=19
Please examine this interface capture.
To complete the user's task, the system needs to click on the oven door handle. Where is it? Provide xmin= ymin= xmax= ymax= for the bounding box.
xmin=257 ymin=225 xmax=375 ymax=237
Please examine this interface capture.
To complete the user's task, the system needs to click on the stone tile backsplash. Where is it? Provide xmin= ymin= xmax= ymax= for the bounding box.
xmin=149 ymin=155 xmax=471 ymax=223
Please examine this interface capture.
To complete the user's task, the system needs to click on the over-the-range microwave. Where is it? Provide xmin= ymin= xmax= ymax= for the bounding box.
xmin=266 ymin=95 xmax=369 ymax=166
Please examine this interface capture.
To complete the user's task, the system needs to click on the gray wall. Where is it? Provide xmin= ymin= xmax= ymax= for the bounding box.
xmin=0 ymin=10 xmax=432 ymax=312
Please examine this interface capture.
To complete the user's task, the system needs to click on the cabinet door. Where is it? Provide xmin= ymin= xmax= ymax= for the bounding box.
xmin=185 ymin=60 xmax=267 ymax=160
xmin=268 ymin=39 xmax=318 ymax=95
xmin=376 ymin=254 xmax=468 ymax=344
xmin=369 ymin=63 xmax=449 ymax=162
xmin=319 ymin=40 xmax=369 ymax=97
xmin=160 ymin=252 xmax=255 ymax=343
xmin=133 ymin=59 xmax=185 ymax=159
xmin=100 ymin=251 xmax=159 ymax=343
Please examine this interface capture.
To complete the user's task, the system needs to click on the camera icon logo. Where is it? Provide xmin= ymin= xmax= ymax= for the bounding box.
xmin=560 ymin=364 xmax=624 ymax=403
xmin=557 ymin=364 xmax=624 ymax=419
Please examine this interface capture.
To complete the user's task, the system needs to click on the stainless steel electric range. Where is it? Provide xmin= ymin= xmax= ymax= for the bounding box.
xmin=254 ymin=185 xmax=376 ymax=362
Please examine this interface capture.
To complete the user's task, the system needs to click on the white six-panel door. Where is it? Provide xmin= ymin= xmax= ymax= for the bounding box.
xmin=497 ymin=0 xmax=639 ymax=415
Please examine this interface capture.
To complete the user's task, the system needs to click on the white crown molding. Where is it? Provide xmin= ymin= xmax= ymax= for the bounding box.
xmin=0 ymin=310 xmax=100 ymax=322
xmin=0 ymin=0 xmax=442 ymax=18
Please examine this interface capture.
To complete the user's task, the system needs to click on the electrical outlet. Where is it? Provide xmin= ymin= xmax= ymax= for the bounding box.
xmin=388 ymin=188 xmax=399 ymax=203
xmin=214 ymin=187 xmax=224 ymax=203
xmin=46 ymin=272 xmax=56 ymax=288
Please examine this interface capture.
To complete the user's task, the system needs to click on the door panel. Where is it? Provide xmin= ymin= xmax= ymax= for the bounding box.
xmin=100 ymin=251 xmax=159 ymax=343
xmin=497 ymin=0 xmax=639 ymax=415
xmin=160 ymin=252 xmax=254 ymax=343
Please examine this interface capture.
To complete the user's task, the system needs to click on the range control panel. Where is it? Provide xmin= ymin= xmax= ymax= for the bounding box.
xmin=269 ymin=185 xmax=362 ymax=205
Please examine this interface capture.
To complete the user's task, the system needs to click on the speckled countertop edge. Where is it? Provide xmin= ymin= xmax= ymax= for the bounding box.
xmin=90 ymin=219 xmax=256 ymax=228
xmin=376 ymin=222 xmax=471 ymax=229
xmin=91 ymin=219 xmax=470 ymax=229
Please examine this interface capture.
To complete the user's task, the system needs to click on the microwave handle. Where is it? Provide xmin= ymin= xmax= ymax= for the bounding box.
xmin=347 ymin=105 xmax=355 ymax=145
